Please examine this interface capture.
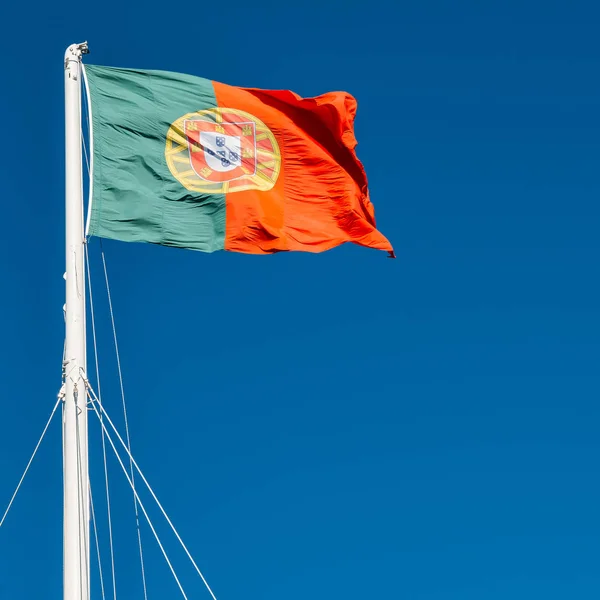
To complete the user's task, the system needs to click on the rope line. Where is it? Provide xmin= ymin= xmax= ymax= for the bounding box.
xmin=90 ymin=483 xmax=107 ymax=600
xmin=100 ymin=246 xmax=149 ymax=600
xmin=0 ymin=397 xmax=61 ymax=528
xmin=85 ymin=244 xmax=118 ymax=600
xmin=88 ymin=395 xmax=189 ymax=599
xmin=86 ymin=385 xmax=218 ymax=600
xmin=82 ymin=126 xmax=90 ymax=177
xmin=75 ymin=394 xmax=91 ymax=600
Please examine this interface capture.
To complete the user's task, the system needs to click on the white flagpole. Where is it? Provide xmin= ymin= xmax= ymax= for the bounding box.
xmin=64 ymin=42 xmax=90 ymax=600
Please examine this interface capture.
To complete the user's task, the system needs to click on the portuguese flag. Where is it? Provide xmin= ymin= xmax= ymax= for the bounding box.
xmin=84 ymin=65 xmax=393 ymax=256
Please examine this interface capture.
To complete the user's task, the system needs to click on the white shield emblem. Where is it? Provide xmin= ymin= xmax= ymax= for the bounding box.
xmin=200 ymin=132 xmax=242 ymax=173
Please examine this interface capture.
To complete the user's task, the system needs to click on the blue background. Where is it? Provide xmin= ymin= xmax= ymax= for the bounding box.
xmin=1 ymin=1 xmax=599 ymax=598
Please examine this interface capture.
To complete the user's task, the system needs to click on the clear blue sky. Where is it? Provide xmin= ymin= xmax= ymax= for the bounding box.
xmin=1 ymin=1 xmax=599 ymax=598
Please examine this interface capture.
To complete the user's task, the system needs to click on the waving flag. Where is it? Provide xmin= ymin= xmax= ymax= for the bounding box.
xmin=84 ymin=65 xmax=393 ymax=256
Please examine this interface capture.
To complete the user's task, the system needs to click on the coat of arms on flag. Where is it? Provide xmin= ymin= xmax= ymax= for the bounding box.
xmin=166 ymin=108 xmax=281 ymax=194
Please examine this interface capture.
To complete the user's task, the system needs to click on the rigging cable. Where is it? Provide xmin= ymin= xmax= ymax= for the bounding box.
xmin=100 ymin=244 xmax=149 ymax=600
xmin=85 ymin=242 xmax=118 ymax=600
xmin=90 ymin=482 xmax=107 ymax=600
xmin=75 ymin=390 xmax=91 ymax=600
xmin=0 ymin=397 xmax=61 ymax=528
xmin=88 ymin=393 xmax=190 ymax=599
xmin=86 ymin=385 xmax=218 ymax=600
